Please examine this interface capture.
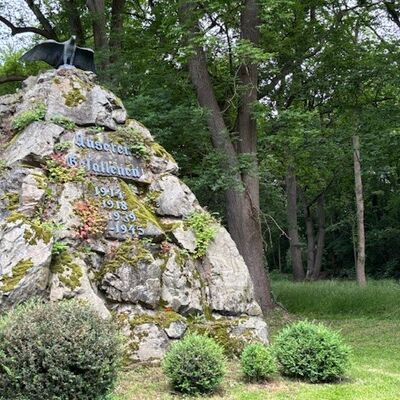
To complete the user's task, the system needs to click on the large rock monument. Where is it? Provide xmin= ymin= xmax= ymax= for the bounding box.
xmin=0 ymin=69 xmax=267 ymax=362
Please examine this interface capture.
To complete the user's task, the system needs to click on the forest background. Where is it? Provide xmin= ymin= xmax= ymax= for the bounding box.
xmin=1 ymin=0 xmax=400 ymax=312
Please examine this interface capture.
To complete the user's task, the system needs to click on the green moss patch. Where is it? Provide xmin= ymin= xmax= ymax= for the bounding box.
xmin=120 ymin=181 xmax=163 ymax=231
xmin=129 ymin=311 xmax=185 ymax=329
xmin=5 ymin=212 xmax=52 ymax=245
xmin=109 ymin=127 xmax=151 ymax=161
xmin=188 ymin=317 xmax=248 ymax=357
xmin=50 ymin=252 xmax=82 ymax=290
xmin=150 ymin=142 xmax=176 ymax=163
xmin=97 ymin=239 xmax=153 ymax=281
xmin=1 ymin=192 xmax=19 ymax=211
xmin=0 ymin=259 xmax=33 ymax=292
xmin=63 ymin=88 xmax=86 ymax=107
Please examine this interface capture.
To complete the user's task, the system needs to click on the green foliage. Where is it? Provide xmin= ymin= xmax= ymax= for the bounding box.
xmin=185 ymin=211 xmax=218 ymax=258
xmin=46 ymin=154 xmax=86 ymax=183
xmin=110 ymin=127 xmax=151 ymax=161
xmin=162 ymin=334 xmax=226 ymax=394
xmin=50 ymin=115 xmax=76 ymax=130
xmin=0 ymin=300 xmax=122 ymax=400
xmin=274 ymin=320 xmax=350 ymax=383
xmin=11 ymin=103 xmax=47 ymax=132
xmin=51 ymin=240 xmax=68 ymax=255
xmin=240 ymin=343 xmax=277 ymax=381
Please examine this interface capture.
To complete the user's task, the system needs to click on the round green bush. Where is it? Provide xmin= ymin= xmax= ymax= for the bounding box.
xmin=240 ymin=343 xmax=277 ymax=381
xmin=274 ymin=320 xmax=350 ymax=383
xmin=162 ymin=333 xmax=226 ymax=394
xmin=0 ymin=299 xmax=122 ymax=400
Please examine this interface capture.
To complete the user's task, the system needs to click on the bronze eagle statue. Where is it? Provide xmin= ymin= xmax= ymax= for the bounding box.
xmin=20 ymin=36 xmax=96 ymax=73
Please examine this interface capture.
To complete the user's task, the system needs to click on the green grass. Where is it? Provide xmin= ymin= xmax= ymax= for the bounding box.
xmin=271 ymin=277 xmax=400 ymax=320
xmin=110 ymin=278 xmax=400 ymax=400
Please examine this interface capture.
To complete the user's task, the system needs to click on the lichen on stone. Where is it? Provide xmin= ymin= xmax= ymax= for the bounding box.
xmin=150 ymin=142 xmax=176 ymax=163
xmin=188 ymin=317 xmax=249 ymax=357
xmin=120 ymin=181 xmax=163 ymax=231
xmin=63 ymin=88 xmax=86 ymax=107
xmin=129 ymin=310 xmax=185 ymax=329
xmin=109 ymin=127 xmax=151 ymax=161
xmin=0 ymin=258 xmax=33 ymax=292
xmin=5 ymin=212 xmax=52 ymax=245
xmin=97 ymin=239 xmax=153 ymax=281
xmin=1 ymin=192 xmax=19 ymax=211
xmin=50 ymin=252 xmax=82 ymax=290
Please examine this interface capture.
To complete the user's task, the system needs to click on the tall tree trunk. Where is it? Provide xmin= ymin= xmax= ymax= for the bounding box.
xmin=63 ymin=0 xmax=85 ymax=45
xmin=352 ymin=134 xmax=366 ymax=286
xmin=86 ymin=0 xmax=108 ymax=69
xmin=286 ymin=168 xmax=305 ymax=281
xmin=299 ymin=188 xmax=315 ymax=279
xmin=109 ymin=0 xmax=126 ymax=63
xmin=312 ymin=194 xmax=326 ymax=280
xmin=180 ymin=1 xmax=273 ymax=312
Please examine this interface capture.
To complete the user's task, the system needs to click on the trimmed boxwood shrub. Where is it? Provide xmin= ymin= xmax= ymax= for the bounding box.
xmin=274 ymin=320 xmax=350 ymax=383
xmin=162 ymin=333 xmax=226 ymax=394
xmin=0 ymin=299 xmax=122 ymax=400
xmin=240 ymin=343 xmax=277 ymax=381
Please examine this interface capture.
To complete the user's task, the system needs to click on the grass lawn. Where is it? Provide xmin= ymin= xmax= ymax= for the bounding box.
xmin=110 ymin=279 xmax=400 ymax=400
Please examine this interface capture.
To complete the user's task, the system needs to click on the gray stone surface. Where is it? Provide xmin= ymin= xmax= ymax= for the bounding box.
xmin=101 ymin=258 xmax=163 ymax=308
xmin=0 ymin=220 xmax=52 ymax=308
xmin=130 ymin=323 xmax=170 ymax=363
xmin=165 ymin=320 xmax=187 ymax=339
xmin=20 ymin=170 xmax=46 ymax=216
xmin=150 ymin=175 xmax=198 ymax=217
xmin=4 ymin=122 xmax=64 ymax=166
xmin=203 ymin=226 xmax=261 ymax=316
xmin=161 ymin=249 xmax=203 ymax=314
xmin=231 ymin=316 xmax=269 ymax=344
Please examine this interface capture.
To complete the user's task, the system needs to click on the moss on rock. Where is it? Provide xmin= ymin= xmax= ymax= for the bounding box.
xmin=50 ymin=252 xmax=82 ymax=290
xmin=97 ymin=239 xmax=153 ymax=281
xmin=188 ymin=317 xmax=248 ymax=357
xmin=120 ymin=181 xmax=163 ymax=231
xmin=5 ymin=212 xmax=52 ymax=245
xmin=63 ymin=88 xmax=86 ymax=107
xmin=0 ymin=259 xmax=33 ymax=292
xmin=129 ymin=311 xmax=185 ymax=329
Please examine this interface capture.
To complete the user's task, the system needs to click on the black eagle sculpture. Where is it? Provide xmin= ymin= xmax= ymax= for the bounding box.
xmin=20 ymin=35 xmax=96 ymax=73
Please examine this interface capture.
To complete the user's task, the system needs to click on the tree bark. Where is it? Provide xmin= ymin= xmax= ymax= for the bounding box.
xmin=63 ymin=0 xmax=86 ymax=45
xmin=299 ymin=188 xmax=315 ymax=279
xmin=24 ymin=0 xmax=58 ymax=40
xmin=86 ymin=0 xmax=108 ymax=69
xmin=286 ymin=168 xmax=305 ymax=281
xmin=312 ymin=194 xmax=326 ymax=280
xmin=110 ymin=0 xmax=126 ymax=63
xmin=180 ymin=1 xmax=273 ymax=312
xmin=352 ymin=134 xmax=366 ymax=286
xmin=0 ymin=75 xmax=27 ymax=84
xmin=0 ymin=15 xmax=55 ymax=39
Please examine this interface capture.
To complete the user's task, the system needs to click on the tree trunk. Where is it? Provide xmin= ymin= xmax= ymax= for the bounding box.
xmin=109 ymin=0 xmax=126 ymax=63
xmin=299 ymin=188 xmax=315 ymax=279
xmin=286 ymin=168 xmax=305 ymax=281
xmin=352 ymin=134 xmax=366 ymax=286
xmin=86 ymin=0 xmax=108 ymax=68
xmin=180 ymin=1 xmax=273 ymax=312
xmin=312 ymin=194 xmax=326 ymax=280
xmin=63 ymin=0 xmax=85 ymax=45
